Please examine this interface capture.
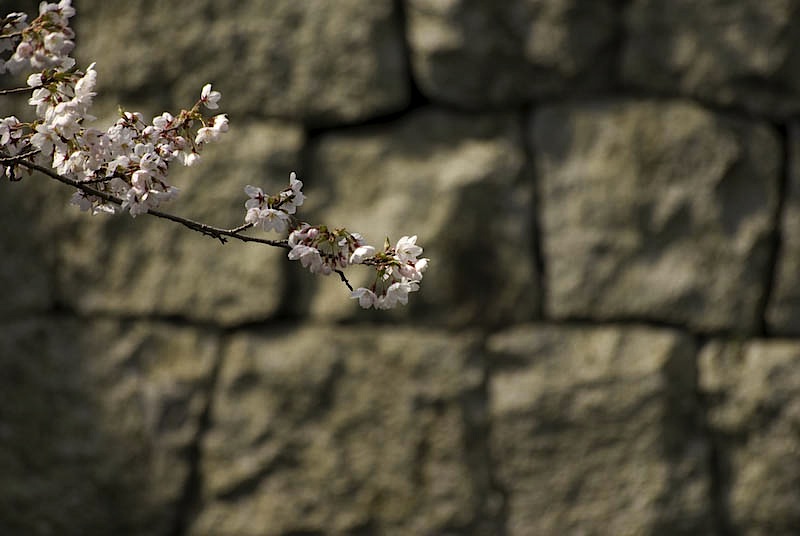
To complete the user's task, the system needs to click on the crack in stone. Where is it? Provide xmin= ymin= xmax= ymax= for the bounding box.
xmin=755 ymin=122 xmax=792 ymax=336
xmin=518 ymin=105 xmax=547 ymax=321
xmin=479 ymin=334 xmax=510 ymax=536
xmin=168 ymin=331 xmax=226 ymax=536
xmin=694 ymin=335 xmax=735 ymax=536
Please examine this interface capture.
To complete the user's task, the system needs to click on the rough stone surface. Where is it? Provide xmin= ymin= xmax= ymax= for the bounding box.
xmin=700 ymin=340 xmax=800 ymax=535
xmin=0 ymin=70 xmax=62 ymax=316
xmin=56 ymin=121 xmax=302 ymax=326
xmin=767 ymin=124 xmax=800 ymax=335
xmin=534 ymin=99 xmax=781 ymax=333
xmin=190 ymin=326 xmax=495 ymax=536
xmin=406 ymin=0 xmax=618 ymax=108
xmin=488 ymin=323 xmax=711 ymax=535
xmin=0 ymin=317 xmax=218 ymax=536
xmin=305 ymin=106 xmax=538 ymax=326
xmin=623 ymin=0 xmax=800 ymax=118
xmin=0 ymin=175 xmax=58 ymax=317
xmin=74 ymin=0 xmax=409 ymax=126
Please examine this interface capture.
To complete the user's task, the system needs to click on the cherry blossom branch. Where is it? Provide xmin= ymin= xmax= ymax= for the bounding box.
xmin=17 ymin=157 xmax=290 ymax=248
xmin=0 ymin=0 xmax=424 ymax=307
xmin=13 ymin=155 xmax=358 ymax=290
xmin=20 ymin=155 xmax=353 ymax=292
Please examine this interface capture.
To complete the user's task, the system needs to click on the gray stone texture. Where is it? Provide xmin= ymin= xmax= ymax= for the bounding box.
xmin=3 ymin=0 xmax=800 ymax=534
xmin=623 ymin=0 xmax=800 ymax=118
xmin=406 ymin=0 xmax=618 ymax=107
xmin=73 ymin=0 xmax=409 ymax=126
xmin=701 ymin=340 xmax=800 ymax=535
xmin=190 ymin=326 xmax=494 ymax=536
xmin=489 ymin=324 xmax=711 ymax=535
xmin=534 ymin=99 xmax=781 ymax=333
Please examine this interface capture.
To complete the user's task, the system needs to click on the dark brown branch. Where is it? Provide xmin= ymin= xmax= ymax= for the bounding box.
xmin=334 ymin=269 xmax=354 ymax=291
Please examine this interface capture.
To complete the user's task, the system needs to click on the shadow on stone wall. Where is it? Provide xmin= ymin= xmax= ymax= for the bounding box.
xmin=0 ymin=317 xmax=218 ymax=536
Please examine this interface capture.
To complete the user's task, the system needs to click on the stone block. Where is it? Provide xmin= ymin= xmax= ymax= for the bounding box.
xmin=74 ymin=0 xmax=409 ymax=126
xmin=406 ymin=0 xmax=618 ymax=107
xmin=623 ymin=0 xmax=800 ymax=117
xmin=534 ymin=99 xmax=780 ymax=332
xmin=700 ymin=339 xmax=800 ymax=535
xmin=190 ymin=326 xmax=495 ymax=535
xmin=489 ymin=323 xmax=711 ymax=534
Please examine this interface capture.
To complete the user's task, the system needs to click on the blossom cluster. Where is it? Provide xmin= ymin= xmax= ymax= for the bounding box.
xmin=243 ymin=172 xmax=304 ymax=233
xmin=0 ymin=1 xmax=75 ymax=75
xmin=0 ymin=1 xmax=429 ymax=310
xmin=242 ymin=175 xmax=429 ymax=309
xmin=349 ymin=235 xmax=429 ymax=309
xmin=0 ymin=1 xmax=229 ymax=216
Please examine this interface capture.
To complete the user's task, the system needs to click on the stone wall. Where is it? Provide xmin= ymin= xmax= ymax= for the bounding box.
xmin=2 ymin=0 xmax=800 ymax=534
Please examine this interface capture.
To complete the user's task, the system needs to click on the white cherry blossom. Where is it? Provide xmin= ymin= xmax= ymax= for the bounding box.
xmin=395 ymin=235 xmax=423 ymax=262
xmin=349 ymin=245 xmax=376 ymax=264
xmin=245 ymin=206 xmax=290 ymax=233
xmin=200 ymin=83 xmax=221 ymax=109
xmin=351 ymin=287 xmax=377 ymax=308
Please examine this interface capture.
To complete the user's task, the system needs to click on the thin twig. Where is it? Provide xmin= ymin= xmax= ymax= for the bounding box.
xmin=0 ymin=148 xmax=39 ymax=162
xmin=0 ymin=86 xmax=31 ymax=95
xmin=0 ymin=30 xmax=24 ymax=40
xmin=229 ymin=222 xmax=254 ymax=234
xmin=334 ymin=269 xmax=354 ymax=291
xmin=76 ymin=175 xmax=116 ymax=184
